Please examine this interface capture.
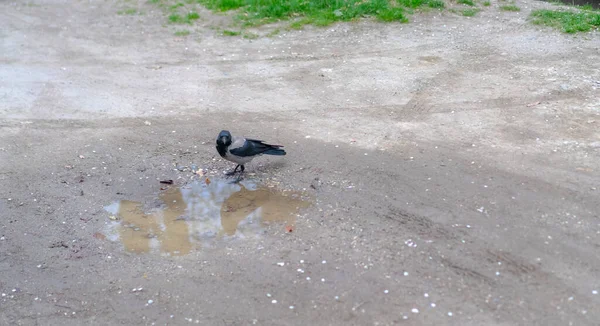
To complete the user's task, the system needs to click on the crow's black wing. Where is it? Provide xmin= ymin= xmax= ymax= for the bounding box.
xmin=229 ymin=139 xmax=272 ymax=157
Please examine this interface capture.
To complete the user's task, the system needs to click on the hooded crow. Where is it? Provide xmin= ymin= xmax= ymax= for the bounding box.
xmin=215 ymin=130 xmax=286 ymax=176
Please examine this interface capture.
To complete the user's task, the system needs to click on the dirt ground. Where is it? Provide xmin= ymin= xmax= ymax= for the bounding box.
xmin=1 ymin=0 xmax=600 ymax=325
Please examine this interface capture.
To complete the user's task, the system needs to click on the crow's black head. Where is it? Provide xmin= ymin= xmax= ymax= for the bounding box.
xmin=216 ymin=130 xmax=232 ymax=158
xmin=216 ymin=130 xmax=232 ymax=147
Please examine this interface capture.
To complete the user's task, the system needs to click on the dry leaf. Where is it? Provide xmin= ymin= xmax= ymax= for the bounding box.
xmin=205 ymin=178 xmax=211 ymax=185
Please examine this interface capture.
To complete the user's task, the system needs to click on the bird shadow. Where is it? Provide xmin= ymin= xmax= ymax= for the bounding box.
xmin=253 ymin=159 xmax=287 ymax=173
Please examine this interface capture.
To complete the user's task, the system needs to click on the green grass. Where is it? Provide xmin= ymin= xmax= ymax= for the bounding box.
xmin=243 ymin=32 xmax=259 ymax=39
xmin=266 ymin=28 xmax=281 ymax=36
xmin=223 ymin=29 xmax=241 ymax=35
xmin=457 ymin=0 xmax=475 ymax=6
xmin=198 ymin=0 xmax=410 ymax=27
xmin=200 ymin=0 xmax=245 ymax=11
xmin=500 ymin=4 xmax=520 ymax=11
xmin=118 ymin=8 xmax=138 ymax=15
xmin=174 ymin=29 xmax=191 ymax=36
xmin=530 ymin=9 xmax=600 ymax=33
xmin=462 ymin=8 xmax=479 ymax=16
xmin=482 ymin=1 xmax=490 ymax=6
xmin=170 ymin=2 xmax=185 ymax=10
xmin=168 ymin=11 xmax=201 ymax=23
xmin=168 ymin=13 xmax=184 ymax=22
xmin=547 ymin=1 xmax=594 ymax=10
xmin=397 ymin=0 xmax=445 ymax=9
xmin=427 ymin=0 xmax=446 ymax=8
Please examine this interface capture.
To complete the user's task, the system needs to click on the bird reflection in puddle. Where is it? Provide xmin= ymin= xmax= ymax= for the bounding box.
xmin=103 ymin=179 xmax=310 ymax=256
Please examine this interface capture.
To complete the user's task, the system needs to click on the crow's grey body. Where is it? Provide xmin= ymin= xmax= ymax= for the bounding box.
xmin=223 ymin=135 xmax=257 ymax=165
xmin=215 ymin=130 xmax=285 ymax=175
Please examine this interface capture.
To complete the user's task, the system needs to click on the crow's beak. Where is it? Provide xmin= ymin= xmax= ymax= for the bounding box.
xmin=219 ymin=136 xmax=228 ymax=145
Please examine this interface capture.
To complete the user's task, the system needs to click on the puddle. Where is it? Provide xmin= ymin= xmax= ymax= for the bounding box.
xmin=103 ymin=179 xmax=310 ymax=256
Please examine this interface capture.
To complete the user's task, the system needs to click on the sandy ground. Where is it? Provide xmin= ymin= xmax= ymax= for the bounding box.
xmin=1 ymin=0 xmax=600 ymax=325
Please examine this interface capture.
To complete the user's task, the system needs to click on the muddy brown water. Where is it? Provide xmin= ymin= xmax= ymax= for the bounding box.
xmin=103 ymin=179 xmax=311 ymax=256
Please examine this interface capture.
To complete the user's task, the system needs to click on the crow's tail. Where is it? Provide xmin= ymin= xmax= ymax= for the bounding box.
xmin=264 ymin=147 xmax=286 ymax=156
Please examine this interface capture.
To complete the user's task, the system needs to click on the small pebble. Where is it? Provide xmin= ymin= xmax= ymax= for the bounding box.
xmin=321 ymin=278 xmax=325 ymax=282
xmin=593 ymin=290 xmax=598 ymax=295
xmin=306 ymin=277 xmax=311 ymax=281
xmin=448 ymin=312 xmax=453 ymax=317
xmin=384 ymin=290 xmax=389 ymax=294
xmin=411 ymin=308 xmax=419 ymax=313
xmin=147 ymin=300 xmax=153 ymax=304
xmin=300 ymin=260 xmax=304 ymax=263
xmin=431 ymin=303 xmax=436 ymax=308
xmin=266 ymin=293 xmax=272 ymax=297
xmin=403 ymin=271 xmax=409 ymax=276
xmin=277 ymin=262 xmax=285 ymax=267
xmin=424 ymin=293 xmax=429 ymax=298
xmin=322 ymin=260 xmax=327 ymax=264
xmin=335 ymin=296 xmax=339 ymax=300
xmin=297 ymin=268 xmax=304 ymax=273
xmin=402 ymin=316 xmax=408 ymax=320
xmin=289 ymin=306 xmax=294 ymax=310
xmin=271 ymin=300 xmax=277 ymax=304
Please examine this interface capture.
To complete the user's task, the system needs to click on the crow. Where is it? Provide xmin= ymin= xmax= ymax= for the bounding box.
xmin=215 ymin=130 xmax=286 ymax=177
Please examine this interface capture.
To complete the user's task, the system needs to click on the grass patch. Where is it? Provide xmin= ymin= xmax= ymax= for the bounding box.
xmin=397 ymin=0 xmax=445 ymax=9
xmin=223 ymin=29 xmax=241 ymax=36
xmin=378 ymin=8 xmax=409 ymax=22
xmin=198 ymin=0 xmax=410 ymax=27
xmin=289 ymin=17 xmax=313 ymax=29
xmin=168 ymin=11 xmax=201 ymax=23
xmin=118 ymin=8 xmax=138 ymax=15
xmin=170 ymin=2 xmax=185 ymax=10
xmin=174 ymin=29 xmax=191 ymax=36
xmin=462 ymin=8 xmax=480 ymax=16
xmin=482 ymin=1 xmax=490 ymax=6
xmin=427 ymin=0 xmax=446 ymax=8
xmin=168 ymin=13 xmax=185 ymax=22
xmin=187 ymin=11 xmax=200 ymax=19
xmin=200 ymin=0 xmax=245 ymax=11
xmin=243 ymin=32 xmax=259 ymax=39
xmin=457 ymin=0 xmax=475 ymax=6
xmin=266 ymin=28 xmax=281 ymax=37
xmin=500 ymin=4 xmax=520 ymax=11
xmin=530 ymin=9 xmax=600 ymax=33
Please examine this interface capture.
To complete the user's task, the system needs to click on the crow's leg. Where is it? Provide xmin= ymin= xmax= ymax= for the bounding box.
xmin=230 ymin=165 xmax=245 ymax=184
xmin=224 ymin=164 xmax=240 ymax=176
